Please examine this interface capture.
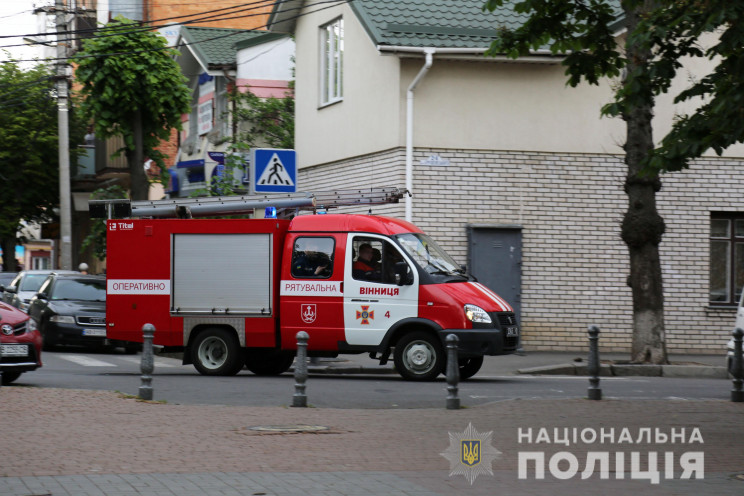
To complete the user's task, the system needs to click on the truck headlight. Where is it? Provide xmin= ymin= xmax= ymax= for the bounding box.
xmin=50 ymin=315 xmax=76 ymax=324
xmin=464 ymin=304 xmax=492 ymax=323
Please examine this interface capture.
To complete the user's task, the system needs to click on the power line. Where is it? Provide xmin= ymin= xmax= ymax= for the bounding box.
xmin=4 ymin=0 xmax=347 ymax=65
xmin=0 ymin=0 xmax=282 ymax=53
xmin=0 ymin=0 xmax=278 ymax=41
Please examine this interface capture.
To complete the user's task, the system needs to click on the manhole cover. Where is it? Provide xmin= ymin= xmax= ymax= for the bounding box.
xmin=248 ymin=425 xmax=329 ymax=433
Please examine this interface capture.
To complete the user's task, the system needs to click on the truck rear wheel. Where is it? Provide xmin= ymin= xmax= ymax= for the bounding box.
xmin=458 ymin=356 xmax=484 ymax=380
xmin=394 ymin=331 xmax=444 ymax=381
xmin=245 ymin=349 xmax=295 ymax=376
xmin=191 ymin=328 xmax=243 ymax=376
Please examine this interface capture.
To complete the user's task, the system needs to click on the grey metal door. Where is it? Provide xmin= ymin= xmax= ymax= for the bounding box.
xmin=467 ymin=225 xmax=522 ymax=321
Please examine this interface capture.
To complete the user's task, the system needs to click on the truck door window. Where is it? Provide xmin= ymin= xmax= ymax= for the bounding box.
xmin=291 ymin=237 xmax=335 ymax=278
xmin=352 ymin=237 xmax=406 ymax=284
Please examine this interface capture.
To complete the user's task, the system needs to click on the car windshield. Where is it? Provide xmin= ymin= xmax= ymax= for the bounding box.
xmin=51 ymin=279 xmax=106 ymax=301
xmin=19 ymin=274 xmax=50 ymax=292
xmin=395 ymin=233 xmax=467 ymax=279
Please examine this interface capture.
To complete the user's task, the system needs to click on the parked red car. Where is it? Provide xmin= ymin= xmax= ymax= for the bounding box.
xmin=0 ymin=301 xmax=42 ymax=385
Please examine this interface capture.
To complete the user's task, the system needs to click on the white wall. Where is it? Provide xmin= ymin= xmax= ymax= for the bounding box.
xmin=294 ymin=12 xmax=743 ymax=166
xmin=294 ymin=2 xmax=401 ymax=168
xmin=237 ymin=37 xmax=295 ymax=81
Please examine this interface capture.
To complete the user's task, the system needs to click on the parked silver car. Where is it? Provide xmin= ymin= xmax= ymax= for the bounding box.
xmin=2 ymin=270 xmax=77 ymax=311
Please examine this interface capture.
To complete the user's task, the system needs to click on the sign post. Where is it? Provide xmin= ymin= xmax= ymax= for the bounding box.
xmin=251 ymin=148 xmax=297 ymax=194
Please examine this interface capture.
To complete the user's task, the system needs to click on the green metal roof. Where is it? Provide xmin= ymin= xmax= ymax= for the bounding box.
xmin=350 ymin=0 xmax=526 ymax=49
xmin=179 ymin=26 xmax=268 ymax=68
xmin=269 ymin=0 xmax=624 ymax=51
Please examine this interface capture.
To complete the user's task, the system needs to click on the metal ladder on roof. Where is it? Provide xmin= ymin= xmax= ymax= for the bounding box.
xmin=89 ymin=187 xmax=410 ymax=219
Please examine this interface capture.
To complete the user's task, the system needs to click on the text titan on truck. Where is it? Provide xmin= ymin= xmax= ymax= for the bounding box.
xmin=105 ymin=213 xmax=520 ymax=380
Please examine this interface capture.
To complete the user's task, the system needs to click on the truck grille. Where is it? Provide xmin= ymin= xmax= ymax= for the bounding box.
xmin=496 ymin=312 xmax=519 ymax=350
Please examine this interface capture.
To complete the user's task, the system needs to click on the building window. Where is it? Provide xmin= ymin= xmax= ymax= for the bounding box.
xmin=320 ymin=17 xmax=343 ymax=106
xmin=710 ymin=213 xmax=744 ymax=305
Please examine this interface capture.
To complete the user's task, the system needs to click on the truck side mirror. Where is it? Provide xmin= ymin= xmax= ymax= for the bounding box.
xmin=5 ymin=286 xmax=17 ymax=294
xmin=34 ymin=292 xmax=47 ymax=300
xmin=394 ymin=262 xmax=414 ymax=286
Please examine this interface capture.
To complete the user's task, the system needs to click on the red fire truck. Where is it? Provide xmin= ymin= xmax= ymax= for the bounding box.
xmin=93 ymin=189 xmax=519 ymax=381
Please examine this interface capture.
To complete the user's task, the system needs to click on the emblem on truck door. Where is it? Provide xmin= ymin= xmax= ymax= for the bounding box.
xmin=356 ymin=305 xmax=375 ymax=325
xmin=301 ymin=304 xmax=317 ymax=324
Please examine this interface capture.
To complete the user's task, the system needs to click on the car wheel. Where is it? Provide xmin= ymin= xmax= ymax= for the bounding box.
xmin=245 ymin=349 xmax=295 ymax=376
xmin=394 ymin=331 xmax=444 ymax=381
xmin=191 ymin=328 xmax=243 ymax=376
xmin=458 ymin=356 xmax=484 ymax=380
xmin=1 ymin=371 xmax=22 ymax=385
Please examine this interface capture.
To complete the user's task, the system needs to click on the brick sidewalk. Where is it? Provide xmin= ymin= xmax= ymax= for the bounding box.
xmin=1 ymin=387 xmax=743 ymax=495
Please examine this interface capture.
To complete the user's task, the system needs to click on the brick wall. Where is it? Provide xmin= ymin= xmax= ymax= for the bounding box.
xmin=298 ymin=147 xmax=744 ymax=355
xmin=148 ymin=1 xmax=272 ymax=30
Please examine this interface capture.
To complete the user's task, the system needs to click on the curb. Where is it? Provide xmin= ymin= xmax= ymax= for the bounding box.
xmin=517 ymin=362 xmax=729 ymax=379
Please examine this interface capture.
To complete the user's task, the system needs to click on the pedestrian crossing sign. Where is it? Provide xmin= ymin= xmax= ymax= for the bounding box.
xmin=251 ymin=148 xmax=297 ymax=193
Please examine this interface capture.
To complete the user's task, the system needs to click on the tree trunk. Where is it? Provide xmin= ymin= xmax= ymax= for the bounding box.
xmin=622 ymin=2 xmax=668 ymax=364
xmin=0 ymin=237 xmax=17 ymax=272
xmin=127 ymin=110 xmax=148 ymax=201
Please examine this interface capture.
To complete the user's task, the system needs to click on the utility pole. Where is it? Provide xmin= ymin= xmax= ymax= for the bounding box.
xmin=56 ymin=0 xmax=72 ymax=270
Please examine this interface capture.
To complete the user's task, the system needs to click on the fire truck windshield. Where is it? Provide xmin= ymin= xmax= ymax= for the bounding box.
xmin=396 ymin=233 xmax=466 ymax=279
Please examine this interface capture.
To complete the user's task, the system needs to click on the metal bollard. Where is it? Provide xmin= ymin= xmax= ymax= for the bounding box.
xmin=445 ymin=334 xmax=460 ymax=410
xmin=732 ymin=328 xmax=743 ymax=402
xmin=587 ymin=325 xmax=602 ymax=400
xmin=138 ymin=324 xmax=155 ymax=400
xmin=293 ymin=331 xmax=309 ymax=407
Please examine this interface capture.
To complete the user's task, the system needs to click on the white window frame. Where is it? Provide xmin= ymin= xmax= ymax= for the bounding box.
xmin=320 ymin=17 xmax=343 ymax=106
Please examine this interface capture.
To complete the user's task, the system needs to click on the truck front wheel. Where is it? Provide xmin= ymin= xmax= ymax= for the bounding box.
xmin=458 ymin=356 xmax=484 ymax=380
xmin=191 ymin=328 xmax=243 ymax=376
xmin=394 ymin=331 xmax=444 ymax=381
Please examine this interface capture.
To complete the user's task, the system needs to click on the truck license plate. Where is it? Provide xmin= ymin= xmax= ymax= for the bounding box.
xmin=506 ymin=326 xmax=519 ymax=337
xmin=83 ymin=328 xmax=106 ymax=337
xmin=1 ymin=344 xmax=28 ymax=356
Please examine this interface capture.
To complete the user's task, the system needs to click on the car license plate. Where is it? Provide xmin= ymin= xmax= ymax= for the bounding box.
xmin=83 ymin=328 xmax=106 ymax=337
xmin=1 ymin=344 xmax=28 ymax=357
xmin=506 ymin=326 xmax=519 ymax=337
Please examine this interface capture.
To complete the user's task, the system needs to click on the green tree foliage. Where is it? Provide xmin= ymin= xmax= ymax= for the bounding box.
xmin=0 ymin=61 xmax=85 ymax=271
xmin=230 ymin=85 xmax=295 ymax=150
xmin=75 ymin=17 xmax=191 ymax=200
xmin=484 ymin=0 xmax=744 ymax=363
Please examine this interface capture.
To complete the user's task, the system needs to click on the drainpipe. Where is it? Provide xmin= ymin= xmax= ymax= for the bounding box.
xmin=378 ymin=46 xmax=562 ymax=222
xmin=404 ymin=48 xmax=435 ymax=223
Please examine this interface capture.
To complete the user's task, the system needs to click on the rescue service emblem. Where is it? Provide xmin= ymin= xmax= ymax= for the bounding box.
xmin=301 ymin=304 xmax=317 ymax=324
xmin=356 ymin=305 xmax=374 ymax=325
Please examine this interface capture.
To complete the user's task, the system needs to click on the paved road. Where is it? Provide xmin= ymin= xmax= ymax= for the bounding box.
xmin=10 ymin=350 xmax=735 ymax=408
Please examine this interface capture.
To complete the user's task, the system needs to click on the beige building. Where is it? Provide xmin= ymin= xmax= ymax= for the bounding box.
xmin=269 ymin=0 xmax=744 ymax=354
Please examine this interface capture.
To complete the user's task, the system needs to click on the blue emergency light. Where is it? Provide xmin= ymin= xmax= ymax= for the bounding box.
xmin=265 ymin=206 xmax=277 ymax=219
